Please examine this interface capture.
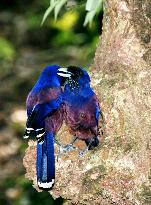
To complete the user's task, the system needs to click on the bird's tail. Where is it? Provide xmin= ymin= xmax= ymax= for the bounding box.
xmin=36 ymin=131 xmax=55 ymax=190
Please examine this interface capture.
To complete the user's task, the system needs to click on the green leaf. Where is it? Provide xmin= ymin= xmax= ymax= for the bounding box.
xmin=84 ymin=0 xmax=103 ymax=26
xmin=0 ymin=37 xmax=16 ymax=61
xmin=50 ymin=0 xmax=53 ymax=4
xmin=42 ymin=0 xmax=103 ymax=26
xmin=84 ymin=10 xmax=96 ymax=26
xmin=86 ymin=0 xmax=99 ymax=11
xmin=50 ymin=0 xmax=56 ymax=6
xmin=41 ymin=0 xmax=58 ymax=25
xmin=54 ymin=0 xmax=68 ymax=20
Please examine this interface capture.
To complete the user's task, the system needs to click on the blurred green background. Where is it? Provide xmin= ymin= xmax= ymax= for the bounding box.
xmin=0 ymin=0 xmax=103 ymax=204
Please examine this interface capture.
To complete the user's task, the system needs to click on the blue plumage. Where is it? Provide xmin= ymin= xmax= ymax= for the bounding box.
xmin=24 ymin=64 xmax=103 ymax=190
xmin=36 ymin=132 xmax=55 ymax=189
xmin=24 ymin=64 xmax=67 ymax=190
xmin=57 ymin=66 xmax=102 ymax=152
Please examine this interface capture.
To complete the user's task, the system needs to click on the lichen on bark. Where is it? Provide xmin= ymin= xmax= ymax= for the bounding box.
xmin=23 ymin=0 xmax=151 ymax=204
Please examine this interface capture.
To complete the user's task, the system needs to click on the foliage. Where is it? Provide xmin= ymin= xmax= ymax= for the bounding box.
xmin=42 ymin=0 xmax=103 ymax=26
xmin=84 ymin=0 xmax=103 ymax=26
xmin=0 ymin=37 xmax=16 ymax=77
xmin=0 ymin=37 xmax=16 ymax=61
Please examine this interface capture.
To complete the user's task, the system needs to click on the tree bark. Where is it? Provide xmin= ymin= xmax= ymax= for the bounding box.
xmin=23 ymin=1 xmax=151 ymax=204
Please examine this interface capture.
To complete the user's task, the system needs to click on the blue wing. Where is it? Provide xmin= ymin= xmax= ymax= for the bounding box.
xmin=95 ymin=104 xmax=100 ymax=126
xmin=36 ymin=132 xmax=55 ymax=189
xmin=24 ymin=95 xmax=62 ymax=142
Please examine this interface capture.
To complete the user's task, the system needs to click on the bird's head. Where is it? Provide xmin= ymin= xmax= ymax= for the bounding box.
xmin=57 ymin=66 xmax=90 ymax=89
xmin=34 ymin=64 xmax=69 ymax=90
xmin=41 ymin=64 xmax=60 ymax=76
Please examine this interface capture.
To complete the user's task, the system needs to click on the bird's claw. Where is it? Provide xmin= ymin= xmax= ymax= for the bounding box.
xmin=58 ymin=144 xmax=77 ymax=155
xmin=63 ymin=144 xmax=77 ymax=152
xmin=56 ymin=144 xmax=78 ymax=161
xmin=56 ymin=145 xmax=63 ymax=161
xmin=79 ymin=148 xmax=88 ymax=157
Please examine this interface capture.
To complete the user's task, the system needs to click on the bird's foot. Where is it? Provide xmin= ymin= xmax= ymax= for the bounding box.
xmin=63 ymin=144 xmax=77 ymax=152
xmin=56 ymin=144 xmax=76 ymax=161
xmin=55 ymin=137 xmax=79 ymax=160
xmin=55 ymin=143 xmax=78 ymax=161
xmin=61 ymin=136 xmax=78 ymax=152
xmin=79 ymin=148 xmax=89 ymax=157
xmin=56 ymin=145 xmax=63 ymax=161
xmin=55 ymin=140 xmax=76 ymax=152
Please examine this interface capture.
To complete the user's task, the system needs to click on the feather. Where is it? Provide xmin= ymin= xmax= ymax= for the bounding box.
xmin=36 ymin=132 xmax=55 ymax=190
xmin=61 ymin=66 xmax=103 ymax=150
xmin=24 ymin=65 xmax=64 ymax=188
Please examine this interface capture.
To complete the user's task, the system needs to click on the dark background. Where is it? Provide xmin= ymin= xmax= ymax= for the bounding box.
xmin=0 ymin=1 xmax=103 ymax=204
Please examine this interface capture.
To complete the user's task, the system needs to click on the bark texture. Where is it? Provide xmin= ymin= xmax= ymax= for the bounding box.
xmin=23 ymin=0 xmax=151 ymax=204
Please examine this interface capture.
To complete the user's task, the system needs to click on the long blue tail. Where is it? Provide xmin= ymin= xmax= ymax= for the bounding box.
xmin=36 ymin=132 xmax=55 ymax=190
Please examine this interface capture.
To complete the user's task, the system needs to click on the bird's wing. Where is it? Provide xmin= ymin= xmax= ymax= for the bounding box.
xmin=24 ymin=95 xmax=62 ymax=142
xmin=95 ymin=104 xmax=100 ymax=126
xmin=92 ymin=94 xmax=100 ymax=126
xmin=95 ymin=97 xmax=104 ymax=136
xmin=24 ymin=104 xmax=45 ymax=141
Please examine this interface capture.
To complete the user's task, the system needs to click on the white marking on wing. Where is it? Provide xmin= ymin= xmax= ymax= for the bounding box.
xmin=23 ymin=135 xmax=29 ymax=139
xmin=36 ymin=128 xmax=44 ymax=131
xmin=36 ymin=132 xmax=45 ymax=138
xmin=26 ymin=127 xmax=34 ymax=131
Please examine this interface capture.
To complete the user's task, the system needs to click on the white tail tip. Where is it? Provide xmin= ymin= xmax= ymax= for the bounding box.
xmin=38 ymin=179 xmax=55 ymax=189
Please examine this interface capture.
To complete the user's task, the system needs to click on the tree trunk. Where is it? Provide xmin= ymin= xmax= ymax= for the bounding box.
xmin=23 ymin=1 xmax=151 ymax=204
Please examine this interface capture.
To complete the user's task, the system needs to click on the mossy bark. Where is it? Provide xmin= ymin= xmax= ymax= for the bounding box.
xmin=23 ymin=0 xmax=151 ymax=204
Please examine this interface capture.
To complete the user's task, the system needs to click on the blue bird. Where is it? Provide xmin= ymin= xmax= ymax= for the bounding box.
xmin=57 ymin=66 xmax=103 ymax=155
xmin=24 ymin=64 xmax=71 ymax=189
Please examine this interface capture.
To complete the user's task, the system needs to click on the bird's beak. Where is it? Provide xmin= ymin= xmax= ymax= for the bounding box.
xmin=57 ymin=67 xmax=72 ymax=78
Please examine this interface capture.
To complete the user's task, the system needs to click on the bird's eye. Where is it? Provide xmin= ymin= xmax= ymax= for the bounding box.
xmin=80 ymin=113 xmax=86 ymax=118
